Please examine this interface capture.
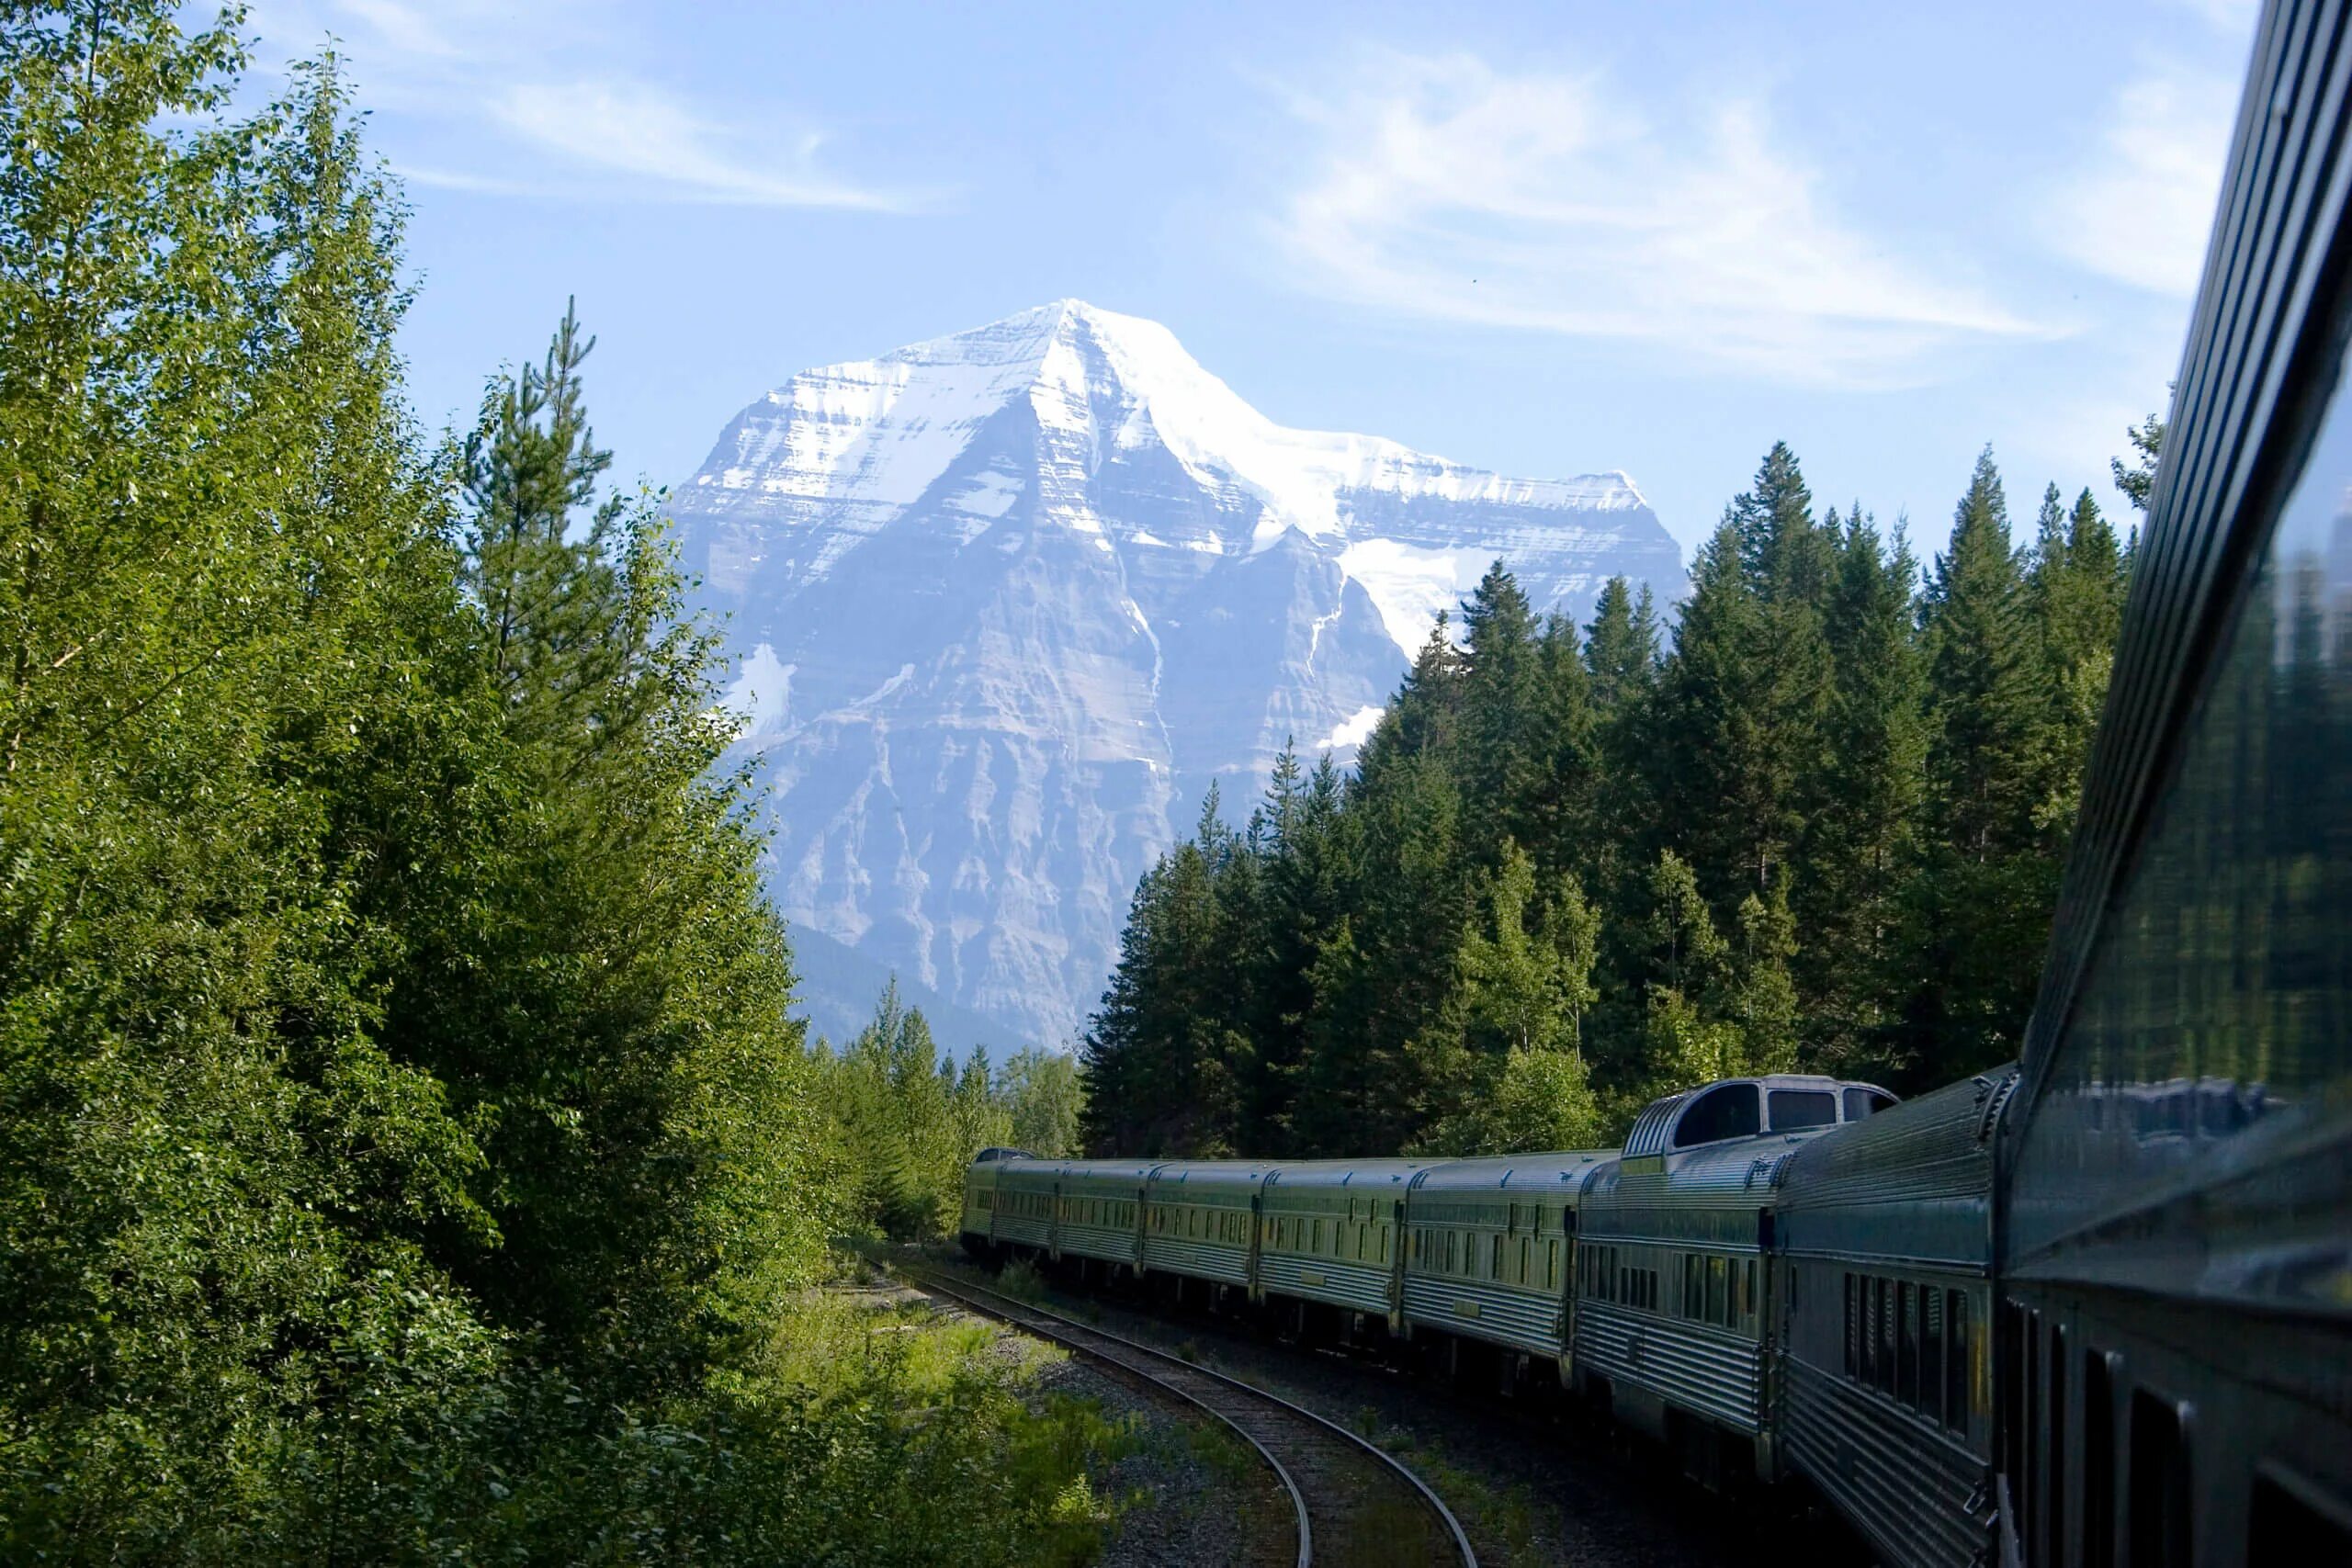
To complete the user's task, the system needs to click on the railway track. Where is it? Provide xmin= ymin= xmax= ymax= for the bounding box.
xmin=905 ymin=1266 xmax=1477 ymax=1568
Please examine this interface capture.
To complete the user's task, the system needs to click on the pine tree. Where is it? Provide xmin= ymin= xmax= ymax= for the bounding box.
xmin=1925 ymin=447 xmax=2037 ymax=861
xmin=1802 ymin=506 xmax=1928 ymax=1071
xmin=1457 ymin=562 xmax=1546 ymax=857
xmin=2112 ymin=409 xmax=2165 ymax=513
xmin=1582 ymin=577 xmax=1655 ymax=711
xmin=1904 ymin=448 xmax=2056 ymax=1082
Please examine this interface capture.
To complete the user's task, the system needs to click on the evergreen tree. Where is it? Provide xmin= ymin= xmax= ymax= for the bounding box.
xmin=1000 ymin=1046 xmax=1085 ymax=1157
xmin=1457 ymin=562 xmax=1545 ymax=855
xmin=1925 ymin=447 xmax=2037 ymax=861
xmin=2112 ymin=409 xmax=2165 ymax=513
xmin=1803 ymin=507 xmax=1928 ymax=1071
xmin=1905 ymin=448 xmax=2056 ymax=1081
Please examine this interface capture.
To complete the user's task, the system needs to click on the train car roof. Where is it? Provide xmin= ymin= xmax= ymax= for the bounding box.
xmin=1407 ymin=1151 xmax=1615 ymax=1192
xmin=1046 ymin=1158 xmax=1167 ymax=1181
xmin=1261 ymin=1158 xmax=1429 ymax=1190
xmin=1148 ymin=1160 xmax=1276 ymax=1190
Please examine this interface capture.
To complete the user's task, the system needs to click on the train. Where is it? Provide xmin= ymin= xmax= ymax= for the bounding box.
xmin=966 ymin=4 xmax=2352 ymax=1563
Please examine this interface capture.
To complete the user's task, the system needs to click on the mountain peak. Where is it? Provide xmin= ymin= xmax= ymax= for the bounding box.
xmin=670 ymin=304 xmax=1684 ymax=1054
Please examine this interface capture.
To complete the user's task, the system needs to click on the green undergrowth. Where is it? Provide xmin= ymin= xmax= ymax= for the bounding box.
xmin=693 ymin=1265 xmax=1143 ymax=1567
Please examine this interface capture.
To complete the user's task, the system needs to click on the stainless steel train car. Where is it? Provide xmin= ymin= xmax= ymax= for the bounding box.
xmin=1141 ymin=1160 xmax=1269 ymax=1294
xmin=1397 ymin=1151 xmax=1609 ymax=1381
xmin=1254 ymin=1158 xmax=1424 ymax=1328
xmin=1775 ymin=1068 xmax=2017 ymax=1567
xmin=1047 ymin=1157 xmax=1161 ymax=1276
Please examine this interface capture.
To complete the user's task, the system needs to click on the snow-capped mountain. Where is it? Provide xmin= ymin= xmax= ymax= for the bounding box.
xmin=670 ymin=300 xmax=1683 ymax=1051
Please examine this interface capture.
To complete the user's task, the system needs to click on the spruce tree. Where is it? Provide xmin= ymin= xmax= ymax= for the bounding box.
xmin=1905 ymin=448 xmax=2054 ymax=1081
xmin=1804 ymin=507 xmax=1928 ymax=1072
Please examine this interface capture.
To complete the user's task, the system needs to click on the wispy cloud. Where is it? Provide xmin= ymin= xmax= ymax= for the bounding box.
xmin=2045 ymin=63 xmax=2241 ymax=296
xmin=249 ymin=0 xmax=914 ymax=211
xmin=1268 ymin=51 xmax=2045 ymax=387
xmin=492 ymin=82 xmax=914 ymax=210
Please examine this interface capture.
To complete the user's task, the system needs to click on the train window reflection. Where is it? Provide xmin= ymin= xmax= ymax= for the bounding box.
xmin=1769 ymin=1089 xmax=1837 ymax=1130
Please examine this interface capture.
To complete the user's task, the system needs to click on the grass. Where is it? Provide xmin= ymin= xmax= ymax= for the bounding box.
xmin=718 ymin=1248 xmax=1146 ymax=1566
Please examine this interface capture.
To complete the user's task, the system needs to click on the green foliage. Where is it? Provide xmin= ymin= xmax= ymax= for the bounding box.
xmin=0 ymin=7 xmax=1104 ymax=1557
xmin=1001 ymin=1045 xmax=1086 ymax=1156
xmin=811 ymin=983 xmax=1090 ymax=1238
xmin=1083 ymin=431 xmax=2145 ymax=1156
xmin=2111 ymin=408 xmax=2165 ymax=513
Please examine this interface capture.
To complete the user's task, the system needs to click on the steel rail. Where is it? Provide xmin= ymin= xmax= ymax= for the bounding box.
xmin=906 ymin=1265 xmax=1477 ymax=1568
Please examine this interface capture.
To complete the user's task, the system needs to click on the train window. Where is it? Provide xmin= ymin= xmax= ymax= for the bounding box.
xmin=1767 ymin=1088 xmax=1838 ymax=1130
xmin=1380 ymin=1226 xmax=1389 ymax=1263
xmin=2128 ymin=1391 xmax=2191 ymax=1568
xmin=1447 ymin=1232 xmax=1459 ymax=1274
xmin=1922 ymin=1288 xmax=1946 ymax=1426
xmin=1842 ymin=1086 xmax=1894 ymax=1121
xmin=1544 ymin=1239 xmax=1556 ymax=1289
xmin=1948 ymin=1292 xmax=1970 ymax=1430
xmin=1672 ymin=1083 xmax=1761 ymax=1147
xmin=1891 ymin=1288 xmax=1909 ymax=1410
xmin=1741 ymin=1259 xmax=1756 ymax=1325
xmin=1707 ymin=1257 xmax=1727 ymax=1324
xmin=2046 ymin=1325 xmax=2068 ymax=1568
xmin=2086 ymin=1349 xmax=2115 ymax=1568
xmin=1845 ymin=1275 xmax=1860 ymax=1377
xmin=1879 ymin=1280 xmax=1898 ymax=1395
xmin=1519 ymin=1236 xmax=1530 ymax=1284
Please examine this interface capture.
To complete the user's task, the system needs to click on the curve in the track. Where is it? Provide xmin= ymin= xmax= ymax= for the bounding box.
xmin=907 ymin=1266 xmax=1477 ymax=1568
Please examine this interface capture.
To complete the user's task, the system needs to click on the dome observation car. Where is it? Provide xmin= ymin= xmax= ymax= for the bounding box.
xmin=1621 ymin=1074 xmax=1897 ymax=1164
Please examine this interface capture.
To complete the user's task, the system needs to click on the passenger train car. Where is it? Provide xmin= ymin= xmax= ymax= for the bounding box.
xmin=962 ymin=4 xmax=2352 ymax=1560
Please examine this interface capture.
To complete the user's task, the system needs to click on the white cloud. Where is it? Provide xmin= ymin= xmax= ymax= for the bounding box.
xmin=492 ymin=82 xmax=912 ymax=210
xmin=1269 ymin=51 xmax=2045 ymax=387
xmin=2047 ymin=65 xmax=2241 ymax=297
xmin=247 ymin=0 xmax=912 ymax=211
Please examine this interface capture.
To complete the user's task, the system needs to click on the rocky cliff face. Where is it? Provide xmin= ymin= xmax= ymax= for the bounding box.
xmin=668 ymin=300 xmax=1683 ymax=1050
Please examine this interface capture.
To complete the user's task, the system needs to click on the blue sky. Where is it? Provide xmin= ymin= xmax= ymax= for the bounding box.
xmin=248 ymin=0 xmax=2259 ymax=562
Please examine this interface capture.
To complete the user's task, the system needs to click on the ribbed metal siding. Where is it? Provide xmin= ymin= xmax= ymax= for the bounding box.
xmin=1781 ymin=1359 xmax=1989 ymax=1568
xmin=1400 ymin=1273 xmax=1566 ymax=1356
xmin=1141 ymin=1235 xmax=1250 ymax=1285
xmin=994 ymin=1214 xmax=1052 ymax=1250
xmin=1056 ymin=1221 xmax=1138 ymax=1267
xmin=1260 ymin=1253 xmax=1390 ymax=1315
xmin=1575 ymin=1300 xmax=1762 ymax=1432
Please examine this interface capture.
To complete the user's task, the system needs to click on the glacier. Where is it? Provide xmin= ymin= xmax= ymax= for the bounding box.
xmin=668 ymin=300 xmax=1684 ymax=1053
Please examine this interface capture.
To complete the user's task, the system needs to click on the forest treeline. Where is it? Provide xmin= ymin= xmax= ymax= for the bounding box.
xmin=818 ymin=982 xmax=1084 ymax=1242
xmin=1081 ymin=440 xmax=2140 ymax=1159
xmin=0 ymin=7 xmax=1105 ymax=1561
